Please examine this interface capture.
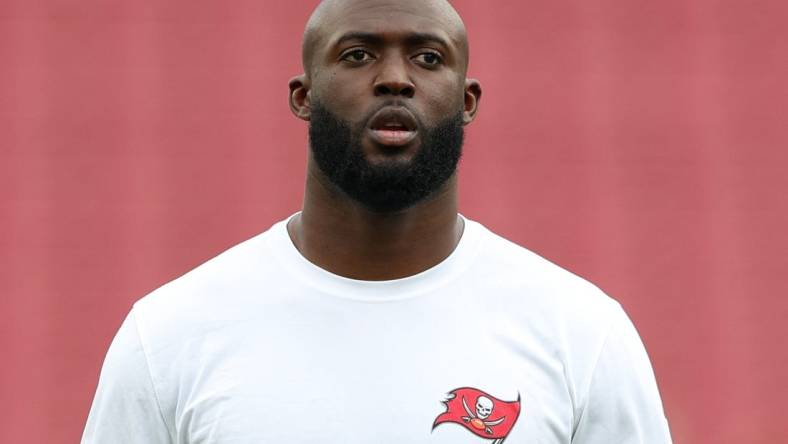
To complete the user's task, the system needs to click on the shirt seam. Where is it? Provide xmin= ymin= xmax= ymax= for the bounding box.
xmin=131 ymin=308 xmax=176 ymax=443
xmin=571 ymin=301 xmax=621 ymax=441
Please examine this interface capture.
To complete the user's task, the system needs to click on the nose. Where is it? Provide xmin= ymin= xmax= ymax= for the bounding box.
xmin=373 ymin=56 xmax=415 ymax=98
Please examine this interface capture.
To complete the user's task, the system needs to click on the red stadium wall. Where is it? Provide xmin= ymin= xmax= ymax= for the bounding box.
xmin=1 ymin=1 xmax=787 ymax=442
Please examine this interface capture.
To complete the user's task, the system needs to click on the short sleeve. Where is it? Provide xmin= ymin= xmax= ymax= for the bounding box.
xmin=571 ymin=306 xmax=672 ymax=443
xmin=81 ymin=310 xmax=173 ymax=444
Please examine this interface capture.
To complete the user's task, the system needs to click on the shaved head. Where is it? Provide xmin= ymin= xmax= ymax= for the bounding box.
xmin=301 ymin=0 xmax=469 ymax=77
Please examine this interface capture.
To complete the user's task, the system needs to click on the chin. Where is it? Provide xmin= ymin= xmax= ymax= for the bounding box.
xmin=361 ymin=139 xmax=422 ymax=165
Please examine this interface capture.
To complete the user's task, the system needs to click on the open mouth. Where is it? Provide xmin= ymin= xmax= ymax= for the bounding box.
xmin=367 ymin=107 xmax=419 ymax=147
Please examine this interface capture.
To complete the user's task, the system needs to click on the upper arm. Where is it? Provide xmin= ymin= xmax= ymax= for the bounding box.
xmin=571 ymin=307 xmax=672 ymax=443
xmin=81 ymin=310 xmax=174 ymax=444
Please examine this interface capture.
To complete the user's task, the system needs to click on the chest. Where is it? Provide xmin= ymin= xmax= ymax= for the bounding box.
xmin=168 ymin=311 xmax=575 ymax=444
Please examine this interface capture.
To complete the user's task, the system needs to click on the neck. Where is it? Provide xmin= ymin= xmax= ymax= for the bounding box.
xmin=287 ymin=162 xmax=464 ymax=281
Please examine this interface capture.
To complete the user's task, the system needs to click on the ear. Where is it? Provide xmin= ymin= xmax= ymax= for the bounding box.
xmin=462 ymin=78 xmax=482 ymax=125
xmin=289 ymin=74 xmax=311 ymax=121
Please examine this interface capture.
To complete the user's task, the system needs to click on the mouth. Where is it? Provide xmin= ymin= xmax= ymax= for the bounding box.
xmin=366 ymin=106 xmax=419 ymax=147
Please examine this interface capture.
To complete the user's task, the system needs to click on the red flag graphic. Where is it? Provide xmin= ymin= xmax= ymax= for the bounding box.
xmin=432 ymin=387 xmax=521 ymax=442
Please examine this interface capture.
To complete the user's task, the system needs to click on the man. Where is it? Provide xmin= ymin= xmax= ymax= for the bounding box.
xmin=82 ymin=0 xmax=672 ymax=442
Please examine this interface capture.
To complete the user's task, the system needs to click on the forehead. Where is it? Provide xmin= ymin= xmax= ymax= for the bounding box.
xmin=315 ymin=0 xmax=464 ymax=49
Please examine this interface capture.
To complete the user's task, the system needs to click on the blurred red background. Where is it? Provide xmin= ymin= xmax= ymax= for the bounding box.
xmin=1 ymin=0 xmax=787 ymax=442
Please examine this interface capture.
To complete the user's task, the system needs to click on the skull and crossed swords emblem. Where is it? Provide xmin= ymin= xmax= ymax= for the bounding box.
xmin=461 ymin=395 xmax=507 ymax=436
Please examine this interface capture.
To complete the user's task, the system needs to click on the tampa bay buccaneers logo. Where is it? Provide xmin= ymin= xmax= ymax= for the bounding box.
xmin=432 ymin=387 xmax=521 ymax=444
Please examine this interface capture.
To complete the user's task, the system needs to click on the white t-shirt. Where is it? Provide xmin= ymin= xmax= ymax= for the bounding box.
xmin=82 ymin=214 xmax=672 ymax=443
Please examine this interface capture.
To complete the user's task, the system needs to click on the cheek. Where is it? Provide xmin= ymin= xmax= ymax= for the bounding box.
xmin=419 ymin=81 xmax=465 ymax=120
xmin=314 ymin=70 xmax=369 ymax=112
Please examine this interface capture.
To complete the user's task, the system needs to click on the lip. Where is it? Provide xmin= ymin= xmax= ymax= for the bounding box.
xmin=366 ymin=106 xmax=419 ymax=147
xmin=367 ymin=128 xmax=418 ymax=146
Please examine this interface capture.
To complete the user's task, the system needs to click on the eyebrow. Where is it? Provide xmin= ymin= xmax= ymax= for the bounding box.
xmin=334 ymin=31 xmax=451 ymax=49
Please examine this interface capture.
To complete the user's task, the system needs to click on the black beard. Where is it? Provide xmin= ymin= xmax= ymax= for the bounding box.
xmin=308 ymin=101 xmax=464 ymax=213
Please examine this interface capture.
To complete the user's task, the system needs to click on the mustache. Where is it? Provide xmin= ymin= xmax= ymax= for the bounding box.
xmin=362 ymin=101 xmax=424 ymax=130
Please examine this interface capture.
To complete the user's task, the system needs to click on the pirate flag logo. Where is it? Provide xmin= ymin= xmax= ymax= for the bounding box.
xmin=432 ymin=387 xmax=521 ymax=444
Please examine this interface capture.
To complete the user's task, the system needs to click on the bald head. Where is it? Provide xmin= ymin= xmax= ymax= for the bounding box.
xmin=301 ymin=0 xmax=469 ymax=77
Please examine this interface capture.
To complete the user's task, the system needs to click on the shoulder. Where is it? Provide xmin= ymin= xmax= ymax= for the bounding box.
xmin=131 ymin=218 xmax=289 ymax=346
xmin=468 ymin=218 xmax=621 ymax=321
xmin=466 ymin=219 xmax=651 ymax=418
xmin=466 ymin=218 xmax=624 ymax=375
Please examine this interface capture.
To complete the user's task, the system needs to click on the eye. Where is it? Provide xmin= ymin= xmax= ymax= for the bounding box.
xmin=414 ymin=51 xmax=443 ymax=67
xmin=341 ymin=49 xmax=374 ymax=64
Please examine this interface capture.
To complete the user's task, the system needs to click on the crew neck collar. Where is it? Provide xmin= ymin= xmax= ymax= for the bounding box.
xmin=266 ymin=212 xmax=482 ymax=302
